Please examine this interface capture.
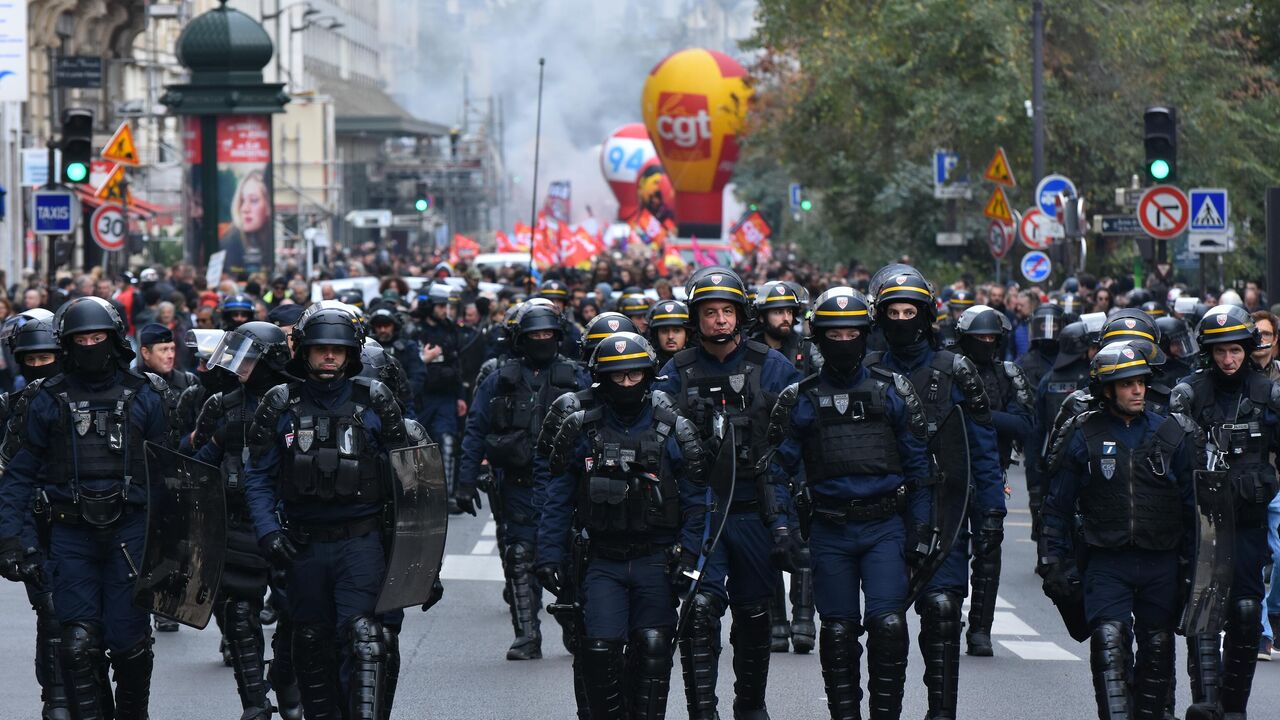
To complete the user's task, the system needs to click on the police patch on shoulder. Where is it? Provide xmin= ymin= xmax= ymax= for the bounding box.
xmin=584 ymin=457 xmax=594 ymax=471
xmin=284 ymin=432 xmax=295 ymax=447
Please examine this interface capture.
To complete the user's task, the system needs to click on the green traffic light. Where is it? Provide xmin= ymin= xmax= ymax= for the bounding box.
xmin=800 ymin=199 xmax=813 ymax=211
xmin=1149 ymin=159 xmax=1170 ymax=181
xmin=65 ymin=162 xmax=89 ymax=183
xmin=749 ymin=203 xmax=758 ymax=211
xmin=414 ymin=198 xmax=429 ymax=212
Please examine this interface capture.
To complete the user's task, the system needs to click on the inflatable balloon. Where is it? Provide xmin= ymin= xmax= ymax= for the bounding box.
xmin=636 ymin=156 xmax=676 ymax=225
xmin=642 ymin=48 xmax=751 ymax=239
xmin=600 ymin=124 xmax=657 ymax=221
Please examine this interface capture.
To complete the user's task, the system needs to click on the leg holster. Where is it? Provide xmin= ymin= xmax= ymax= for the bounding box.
xmin=293 ymin=623 xmax=342 ymax=720
xmin=680 ymin=591 xmax=725 ymax=720
xmin=866 ymin=611 xmax=908 ymax=720
xmin=730 ymin=599 xmax=772 ymax=719
xmin=917 ymin=591 xmax=961 ymax=720
xmin=222 ymin=596 xmax=270 ymax=716
xmin=1091 ymin=621 xmax=1133 ymax=720
xmin=110 ymin=635 xmax=154 ymax=720
xmin=1220 ymin=597 xmax=1262 ymax=714
xmin=630 ymin=628 xmax=673 ymax=720
xmin=343 ymin=615 xmax=387 ymax=720
xmin=1133 ymin=628 xmax=1173 ymax=720
xmin=819 ymin=619 xmax=862 ymax=720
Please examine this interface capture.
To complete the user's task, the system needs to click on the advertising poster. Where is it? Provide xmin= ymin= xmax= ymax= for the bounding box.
xmin=216 ymin=116 xmax=273 ymax=274
xmin=183 ymin=116 xmax=205 ymax=265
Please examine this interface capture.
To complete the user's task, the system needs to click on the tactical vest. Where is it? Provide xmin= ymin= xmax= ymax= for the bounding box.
xmin=673 ymin=342 xmax=775 ymax=477
xmin=279 ymin=381 xmax=384 ymax=503
xmin=485 ymin=358 xmax=578 ymax=480
xmin=217 ymin=389 xmax=254 ymax=503
xmin=1018 ymin=350 xmax=1050 ymax=391
xmin=801 ymin=369 xmax=902 ymax=482
xmin=576 ymin=404 xmax=680 ymax=535
xmin=1181 ymin=371 xmax=1279 ymax=522
xmin=45 ymin=374 xmax=149 ymax=487
xmin=1039 ymin=362 xmax=1088 ymax=429
xmin=1079 ymin=413 xmax=1185 ymax=551
xmin=419 ymin=322 xmax=460 ymax=393
xmin=866 ymin=349 xmax=956 ymax=436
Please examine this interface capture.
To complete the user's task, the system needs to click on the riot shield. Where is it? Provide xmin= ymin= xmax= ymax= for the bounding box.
xmin=906 ymin=406 xmax=972 ymax=607
xmin=135 ymin=442 xmax=225 ymax=629
xmin=1178 ymin=469 xmax=1235 ymax=637
xmin=375 ymin=442 xmax=449 ymax=614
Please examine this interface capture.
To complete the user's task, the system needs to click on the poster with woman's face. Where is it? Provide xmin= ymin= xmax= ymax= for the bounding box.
xmin=216 ymin=116 xmax=273 ymax=275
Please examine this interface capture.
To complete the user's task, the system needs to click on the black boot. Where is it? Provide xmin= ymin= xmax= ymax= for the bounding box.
xmin=917 ymin=591 xmax=961 ymax=720
xmin=60 ymin=622 xmax=107 ymax=720
xmin=1091 ymin=621 xmax=1132 ymax=720
xmin=582 ymin=639 xmax=626 ymax=719
xmin=110 ymin=636 xmax=154 ymax=720
xmin=790 ymin=559 xmax=816 ymax=655
xmin=769 ymin=578 xmax=789 ymax=653
xmin=270 ymin=615 xmax=303 ymax=720
xmin=1186 ymin=634 xmax=1223 ymax=720
xmin=866 ymin=612 xmax=908 ymax=720
xmin=505 ymin=542 xmax=543 ymax=660
xmin=819 ymin=620 xmax=862 ymax=720
xmin=1220 ymin=598 xmax=1261 ymax=716
xmin=293 ymin=624 xmax=342 ymax=720
xmin=1133 ymin=628 xmax=1173 ymax=720
xmin=730 ymin=599 xmax=772 ymax=720
xmin=631 ymin=628 xmax=673 ymax=720
xmin=680 ymin=592 xmax=724 ymax=720
xmin=30 ymin=588 xmax=70 ymax=720
xmin=966 ymin=513 xmax=1004 ymax=657
xmin=223 ymin=598 xmax=271 ymax=719
xmin=381 ymin=625 xmax=399 ymax=720
xmin=344 ymin=616 xmax=386 ymax=720
xmin=572 ymin=640 xmax=591 ymax=720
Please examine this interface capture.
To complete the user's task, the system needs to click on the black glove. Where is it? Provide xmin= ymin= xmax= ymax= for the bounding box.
xmin=770 ymin=527 xmax=800 ymax=573
xmin=906 ymin=523 xmax=933 ymax=570
xmin=454 ymin=484 xmax=483 ymax=517
xmin=258 ymin=531 xmax=298 ymax=569
xmin=535 ymin=564 xmax=562 ymax=598
xmin=1039 ymin=561 xmax=1076 ymax=601
xmin=0 ymin=543 xmax=24 ymax=583
xmin=16 ymin=550 xmax=43 ymax=587
xmin=671 ymin=550 xmax=699 ymax=596
xmin=421 ymin=578 xmax=444 ymax=612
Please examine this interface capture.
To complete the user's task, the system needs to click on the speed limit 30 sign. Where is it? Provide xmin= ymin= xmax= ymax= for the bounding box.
xmin=91 ymin=204 xmax=127 ymax=251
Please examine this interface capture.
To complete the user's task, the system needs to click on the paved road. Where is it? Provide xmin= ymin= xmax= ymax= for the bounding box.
xmin=0 ymin=467 xmax=1277 ymax=718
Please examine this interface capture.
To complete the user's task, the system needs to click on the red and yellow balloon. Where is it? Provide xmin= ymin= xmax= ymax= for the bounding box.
xmin=641 ymin=48 xmax=751 ymax=237
xmin=600 ymin=124 xmax=658 ymax=221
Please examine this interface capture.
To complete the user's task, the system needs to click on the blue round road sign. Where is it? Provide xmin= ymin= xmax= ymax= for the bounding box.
xmin=1020 ymin=251 xmax=1052 ymax=283
xmin=1035 ymin=174 xmax=1077 ymax=216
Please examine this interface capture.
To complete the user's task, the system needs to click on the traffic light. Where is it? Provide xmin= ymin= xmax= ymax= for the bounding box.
xmin=800 ymin=198 xmax=813 ymax=212
xmin=414 ymin=181 xmax=431 ymax=213
xmin=60 ymin=108 xmax=94 ymax=184
xmin=1143 ymin=106 xmax=1177 ymax=182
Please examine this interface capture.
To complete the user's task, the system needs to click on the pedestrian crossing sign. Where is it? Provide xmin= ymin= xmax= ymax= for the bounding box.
xmin=1188 ymin=188 xmax=1228 ymax=232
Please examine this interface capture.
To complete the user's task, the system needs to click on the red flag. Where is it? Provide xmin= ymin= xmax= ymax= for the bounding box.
xmin=495 ymin=230 xmax=514 ymax=253
xmin=531 ymin=213 xmax=559 ymax=269
xmin=453 ymin=234 xmax=480 ymax=261
xmin=562 ymin=225 xmax=603 ymax=269
xmin=511 ymin=223 xmax=532 ymax=252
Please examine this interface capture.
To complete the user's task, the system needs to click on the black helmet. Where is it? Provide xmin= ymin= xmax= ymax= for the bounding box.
xmin=516 ymin=304 xmax=563 ymax=341
xmin=647 ymin=300 xmax=689 ymax=330
xmin=1141 ymin=301 xmax=1168 ymax=319
xmin=873 ymin=268 xmax=934 ymax=314
xmin=426 ymin=282 xmax=460 ymax=306
xmin=368 ymin=306 xmax=402 ymax=332
xmin=1089 ymin=340 xmax=1153 ymax=398
xmin=219 ymin=293 xmax=255 ymax=328
xmin=358 ymin=338 xmax=393 ymax=383
xmin=1053 ymin=321 xmax=1090 ymax=369
xmin=54 ymin=297 xmax=134 ymax=362
xmin=337 ymin=288 xmax=365 ymax=310
xmin=1156 ymin=316 xmax=1197 ymax=358
xmin=1196 ymin=305 xmax=1258 ymax=349
xmin=3 ymin=309 xmax=59 ymax=357
xmin=754 ymin=281 xmax=802 ymax=314
xmin=1057 ymin=293 xmax=1084 ymax=319
xmin=1029 ymin=303 xmax=1066 ymax=344
xmin=957 ymin=304 xmax=1012 ymax=363
xmin=686 ymin=266 xmax=749 ymax=309
xmin=582 ymin=312 xmax=637 ymax=362
xmin=287 ymin=305 xmax=364 ymax=378
xmin=588 ymin=331 xmax=657 ymax=377
xmin=1099 ymin=309 xmax=1161 ymax=348
xmin=537 ymin=279 xmax=570 ymax=302
xmin=808 ymin=287 xmax=872 ymax=331
xmin=947 ymin=289 xmax=977 ymax=314
xmin=231 ymin=321 xmax=292 ymax=374
xmin=619 ymin=293 xmax=654 ymax=319
xmin=868 ymin=263 xmax=927 ymax=300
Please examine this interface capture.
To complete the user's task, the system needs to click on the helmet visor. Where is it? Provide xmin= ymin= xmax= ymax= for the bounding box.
xmin=184 ymin=329 xmax=227 ymax=361
xmin=208 ymin=330 xmax=263 ymax=380
xmin=1168 ymin=333 xmax=1198 ymax=358
xmin=1030 ymin=314 xmax=1064 ymax=342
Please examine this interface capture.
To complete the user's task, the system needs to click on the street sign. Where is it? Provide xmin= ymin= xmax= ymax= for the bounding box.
xmin=94 ymin=163 xmax=126 ymax=200
xmin=90 ymin=204 xmax=126 ymax=251
xmin=1188 ymin=188 xmax=1228 ymax=232
xmin=31 ymin=188 xmax=78 ymax=235
xmin=983 ymin=147 xmax=1016 ymax=187
xmin=1095 ymin=214 xmax=1142 ymax=236
xmin=54 ymin=56 xmax=103 ymax=88
xmin=935 ymin=232 xmax=965 ymax=247
xmin=1189 ymin=225 xmax=1235 ymax=254
xmin=1021 ymin=251 xmax=1052 ymax=283
xmin=21 ymin=148 xmax=59 ymax=186
xmin=101 ymin=122 xmax=139 ymax=166
xmin=789 ymin=183 xmax=803 ymax=212
xmin=346 ymin=209 xmax=393 ymax=228
xmin=1035 ymin=174 xmax=1077 ymax=216
xmin=1019 ymin=208 xmax=1062 ymax=250
xmin=988 ymin=221 xmax=1014 ymax=259
xmin=983 ymin=186 xmax=1013 ymax=224
xmin=1136 ymin=185 xmax=1189 ymax=240
xmin=933 ymin=149 xmax=968 ymax=199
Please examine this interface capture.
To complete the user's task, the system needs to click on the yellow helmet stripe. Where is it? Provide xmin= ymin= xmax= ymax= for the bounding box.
xmin=1096 ymin=359 xmax=1149 ymax=374
xmin=879 ymin=285 xmax=932 ymax=297
xmin=1102 ymin=329 xmax=1156 ymax=341
xmin=814 ymin=309 xmax=869 ymax=317
xmin=692 ymin=285 xmax=745 ymax=297
xmin=1202 ymin=324 xmax=1247 ymax=335
xmin=650 ymin=313 xmax=688 ymax=320
xmin=597 ymin=351 xmax=650 ymax=362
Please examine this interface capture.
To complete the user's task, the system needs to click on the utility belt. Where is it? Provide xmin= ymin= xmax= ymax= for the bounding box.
xmin=49 ymin=485 xmax=143 ymax=528
xmin=590 ymin=539 xmax=667 ymax=562
xmin=286 ymin=514 xmax=382 ymax=544
xmin=812 ymin=486 xmax=907 ymax=524
xmin=727 ymin=497 xmax=761 ymax=515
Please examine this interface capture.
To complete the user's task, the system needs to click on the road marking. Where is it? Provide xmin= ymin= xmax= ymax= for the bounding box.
xmin=440 ymin=554 xmax=505 ymax=582
xmin=471 ymin=539 xmax=498 ymax=555
xmin=991 ymin=611 xmax=1038 ymax=636
xmin=998 ymin=640 xmax=1079 ymax=661
xmin=963 ymin=594 xmax=1014 ymax=610
xmin=1007 ymin=507 xmax=1031 ymax=514
xmin=1007 ymin=521 xmax=1033 ymax=528
xmin=481 ymin=521 xmax=498 ymax=537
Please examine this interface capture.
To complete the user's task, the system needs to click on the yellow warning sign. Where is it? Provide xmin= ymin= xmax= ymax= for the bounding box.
xmin=101 ymin=123 xmax=139 ymax=167
xmin=94 ymin=163 xmax=128 ymax=201
xmin=983 ymin=186 xmax=1013 ymax=224
xmin=983 ymin=146 xmax=1016 ymax=188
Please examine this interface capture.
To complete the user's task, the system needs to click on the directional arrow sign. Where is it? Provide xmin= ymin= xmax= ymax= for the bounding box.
xmin=1096 ymin=215 xmax=1142 ymax=236
xmin=1137 ymin=185 xmax=1189 ymax=240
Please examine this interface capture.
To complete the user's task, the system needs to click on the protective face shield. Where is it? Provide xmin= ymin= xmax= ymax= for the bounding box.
xmin=1029 ymin=313 xmax=1064 ymax=343
xmin=208 ymin=330 xmax=265 ymax=382
xmin=185 ymin=329 xmax=227 ymax=368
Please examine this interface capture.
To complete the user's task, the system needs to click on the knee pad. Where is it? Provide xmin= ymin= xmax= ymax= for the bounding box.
xmin=343 ymin=616 xmax=387 ymax=663
xmin=918 ymin=592 xmax=961 ymax=623
xmin=631 ymin=628 xmax=673 ymax=677
xmin=1228 ymin=597 xmax=1262 ymax=629
xmin=731 ymin=598 xmax=771 ymax=621
xmin=113 ymin=635 xmax=155 ymax=664
xmin=820 ymin=619 xmax=860 ymax=644
xmin=226 ymin=600 xmax=260 ymax=635
xmin=865 ymin=612 xmax=907 ymax=643
xmin=61 ymin=622 xmax=103 ymax=662
xmin=505 ymin=542 xmax=533 ymax=571
xmin=1091 ymin=620 xmax=1128 ymax=646
xmin=690 ymin=593 xmax=725 ymax=626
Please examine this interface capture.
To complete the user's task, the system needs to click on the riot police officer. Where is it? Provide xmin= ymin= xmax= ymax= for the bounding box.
xmin=954 ymin=305 xmax=1034 ymax=657
xmin=1019 ymin=303 xmax=1066 ymax=390
xmin=175 ymin=327 xmax=235 ymax=440
xmin=138 ymin=323 xmax=199 ymax=398
xmin=647 ymin=300 xmax=690 ymax=369
xmin=1170 ymin=305 xmax=1280 ymax=720
xmin=768 ymin=287 xmax=931 ymax=720
xmin=457 ymin=303 xmax=589 ymax=660
xmin=936 ymin=288 xmax=976 ymax=349
xmin=242 ymin=305 xmax=410 ymax=719
xmin=1040 ymin=342 xmax=1195 ymax=720
xmin=537 ymin=332 xmax=708 ymax=719
xmin=537 ymin=279 xmax=584 ymax=356
xmin=0 ymin=309 xmax=70 ymax=719
xmin=369 ymin=305 xmax=426 ymax=421
xmin=621 ymin=292 xmax=655 ymax=335
xmin=864 ymin=268 xmax=1001 ymax=720
xmin=1029 ymin=320 xmax=1096 ymax=538
xmin=413 ymin=283 xmax=467 ymax=502
xmin=1155 ymin=316 xmax=1197 ymax=383
xmin=654 ymin=266 xmax=801 ymax=720
xmin=221 ymin=293 xmax=256 ymax=331
xmin=0 ymin=297 xmax=171 ymax=720
xmin=190 ymin=321 xmax=300 ymax=720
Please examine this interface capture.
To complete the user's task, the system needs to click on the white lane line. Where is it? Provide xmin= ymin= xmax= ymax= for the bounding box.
xmin=471 ymin=539 xmax=498 ymax=555
xmin=1016 ymin=538 xmax=1035 ymax=543
xmin=1007 ymin=508 xmax=1031 ymax=514
xmin=999 ymin=640 xmax=1079 ymax=661
xmin=991 ymin=611 xmax=1038 ymax=636
xmin=440 ymin=554 xmax=505 ymax=582
xmin=1006 ymin=521 xmax=1033 ymax=528
xmin=481 ymin=521 xmax=498 ymax=537
xmin=962 ymin=594 xmax=1014 ymax=610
